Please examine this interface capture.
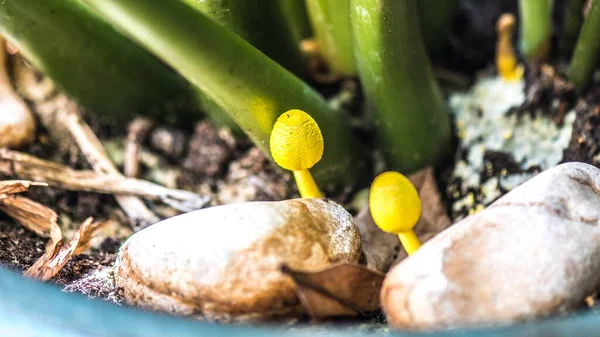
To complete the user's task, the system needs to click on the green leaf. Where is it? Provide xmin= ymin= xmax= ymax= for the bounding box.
xmin=417 ymin=0 xmax=459 ymax=55
xmin=306 ymin=0 xmax=356 ymax=76
xmin=569 ymin=0 xmax=600 ymax=89
xmin=351 ymin=0 xmax=451 ymax=173
xmin=518 ymin=0 xmax=553 ymax=61
xmin=280 ymin=0 xmax=313 ymax=44
xmin=0 ymin=0 xmax=196 ymax=123
xmin=83 ymin=0 xmax=367 ymax=187
xmin=182 ymin=0 xmax=306 ymax=77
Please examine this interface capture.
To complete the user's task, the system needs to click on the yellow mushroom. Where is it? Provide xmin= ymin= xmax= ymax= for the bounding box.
xmin=270 ymin=109 xmax=323 ymax=198
xmin=496 ymin=13 xmax=524 ymax=81
xmin=369 ymin=171 xmax=422 ymax=255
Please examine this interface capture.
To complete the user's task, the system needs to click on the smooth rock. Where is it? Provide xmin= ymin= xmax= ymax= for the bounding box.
xmin=115 ymin=198 xmax=361 ymax=320
xmin=382 ymin=162 xmax=600 ymax=330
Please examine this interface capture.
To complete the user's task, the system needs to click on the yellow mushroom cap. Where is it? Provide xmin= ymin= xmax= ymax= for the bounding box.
xmin=369 ymin=171 xmax=421 ymax=234
xmin=270 ymin=109 xmax=324 ymax=171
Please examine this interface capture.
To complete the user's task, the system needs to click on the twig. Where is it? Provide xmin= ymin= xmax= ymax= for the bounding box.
xmin=0 ymin=148 xmax=209 ymax=212
xmin=125 ymin=117 xmax=154 ymax=178
xmin=63 ymin=110 xmax=160 ymax=231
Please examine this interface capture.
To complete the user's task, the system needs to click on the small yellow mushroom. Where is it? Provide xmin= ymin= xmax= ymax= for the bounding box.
xmin=496 ymin=13 xmax=524 ymax=81
xmin=369 ymin=171 xmax=422 ymax=255
xmin=270 ymin=109 xmax=324 ymax=198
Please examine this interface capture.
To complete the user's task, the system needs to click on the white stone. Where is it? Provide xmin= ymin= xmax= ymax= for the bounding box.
xmin=382 ymin=162 xmax=600 ymax=330
xmin=114 ymin=198 xmax=361 ymax=320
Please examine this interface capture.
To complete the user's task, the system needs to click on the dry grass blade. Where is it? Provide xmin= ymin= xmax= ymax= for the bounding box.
xmin=0 ymin=180 xmax=61 ymax=246
xmin=0 ymin=148 xmax=209 ymax=212
xmin=0 ymin=180 xmax=46 ymax=194
xmin=282 ymin=263 xmax=384 ymax=319
xmin=24 ymin=217 xmax=106 ymax=281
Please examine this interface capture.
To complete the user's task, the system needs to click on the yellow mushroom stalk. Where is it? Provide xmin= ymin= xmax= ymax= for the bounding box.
xmin=496 ymin=13 xmax=524 ymax=81
xmin=270 ymin=109 xmax=324 ymax=198
xmin=369 ymin=171 xmax=422 ymax=255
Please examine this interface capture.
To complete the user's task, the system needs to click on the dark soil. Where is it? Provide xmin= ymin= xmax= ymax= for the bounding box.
xmin=562 ymin=88 xmax=600 ymax=167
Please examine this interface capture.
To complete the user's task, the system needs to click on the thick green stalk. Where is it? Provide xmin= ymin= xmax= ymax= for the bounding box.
xmin=417 ymin=0 xmax=459 ymax=55
xmin=560 ymin=0 xmax=587 ymax=57
xmin=306 ymin=0 xmax=356 ymax=76
xmin=0 ymin=0 xmax=196 ymax=122
xmin=351 ymin=0 xmax=451 ymax=173
xmin=280 ymin=0 xmax=313 ymax=44
xmin=83 ymin=0 xmax=365 ymax=186
xmin=519 ymin=0 xmax=553 ymax=61
xmin=181 ymin=0 xmax=306 ymax=77
xmin=569 ymin=0 xmax=600 ymax=89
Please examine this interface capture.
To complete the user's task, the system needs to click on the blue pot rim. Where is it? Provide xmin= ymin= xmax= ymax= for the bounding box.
xmin=0 ymin=267 xmax=597 ymax=337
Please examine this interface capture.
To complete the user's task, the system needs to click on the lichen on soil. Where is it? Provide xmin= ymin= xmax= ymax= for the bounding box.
xmin=445 ymin=74 xmax=575 ymax=220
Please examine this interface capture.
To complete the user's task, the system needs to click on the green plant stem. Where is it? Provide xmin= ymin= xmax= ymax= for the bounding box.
xmin=83 ymin=0 xmax=366 ymax=186
xmin=569 ymin=0 xmax=600 ymax=89
xmin=306 ymin=0 xmax=356 ymax=76
xmin=560 ymin=0 xmax=587 ymax=57
xmin=351 ymin=0 xmax=451 ymax=173
xmin=280 ymin=0 xmax=313 ymax=44
xmin=182 ymin=0 xmax=306 ymax=77
xmin=0 ymin=0 xmax=197 ymax=123
xmin=519 ymin=0 xmax=553 ymax=61
xmin=417 ymin=0 xmax=459 ymax=55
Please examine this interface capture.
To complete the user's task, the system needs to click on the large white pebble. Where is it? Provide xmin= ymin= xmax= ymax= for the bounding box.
xmin=382 ymin=162 xmax=600 ymax=330
xmin=115 ymin=198 xmax=361 ymax=320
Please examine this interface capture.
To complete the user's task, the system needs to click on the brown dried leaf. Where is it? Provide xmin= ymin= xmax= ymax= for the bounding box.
xmin=0 ymin=195 xmax=61 ymax=243
xmin=282 ymin=263 xmax=384 ymax=319
xmin=24 ymin=217 xmax=106 ymax=281
xmin=0 ymin=180 xmax=61 ymax=245
xmin=356 ymin=167 xmax=452 ymax=273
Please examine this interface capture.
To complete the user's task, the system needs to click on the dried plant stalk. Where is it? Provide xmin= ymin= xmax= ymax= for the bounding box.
xmin=0 ymin=148 xmax=209 ymax=212
xmin=64 ymin=109 xmax=160 ymax=230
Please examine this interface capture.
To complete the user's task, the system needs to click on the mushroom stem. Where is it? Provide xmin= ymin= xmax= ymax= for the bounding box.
xmin=398 ymin=231 xmax=421 ymax=256
xmin=294 ymin=169 xmax=322 ymax=198
xmin=496 ymin=14 xmax=524 ymax=81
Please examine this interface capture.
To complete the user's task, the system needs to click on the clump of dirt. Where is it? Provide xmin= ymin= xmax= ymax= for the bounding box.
xmin=518 ymin=64 xmax=575 ymax=123
xmin=181 ymin=121 xmax=234 ymax=179
xmin=216 ymin=147 xmax=292 ymax=204
xmin=562 ymin=88 xmax=600 ymax=167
